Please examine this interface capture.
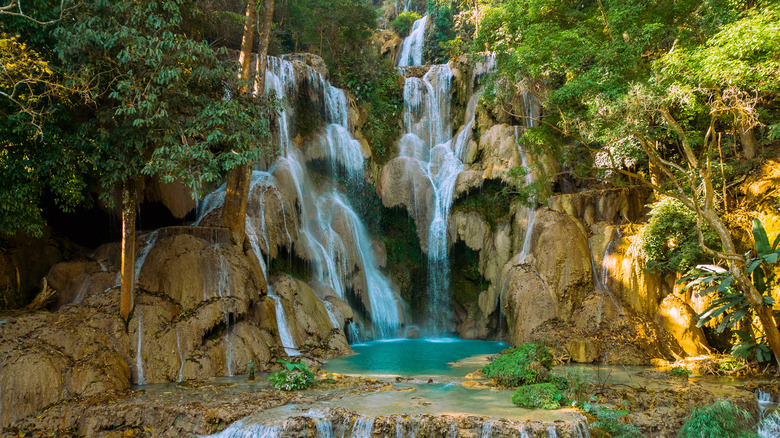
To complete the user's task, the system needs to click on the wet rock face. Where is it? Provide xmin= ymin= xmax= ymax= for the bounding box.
xmin=501 ymin=209 xmax=594 ymax=345
xmin=271 ymin=275 xmax=352 ymax=357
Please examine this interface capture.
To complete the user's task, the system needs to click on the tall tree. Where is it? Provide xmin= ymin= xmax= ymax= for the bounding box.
xmin=221 ymin=0 xmax=275 ymax=246
xmin=54 ymin=0 xmax=271 ymax=321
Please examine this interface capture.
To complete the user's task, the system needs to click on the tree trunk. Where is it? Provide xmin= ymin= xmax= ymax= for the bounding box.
xmin=738 ymin=122 xmax=758 ymax=160
xmin=221 ymin=0 xmax=274 ymax=246
xmin=222 ymin=0 xmax=260 ymax=245
xmin=120 ymin=179 xmax=137 ymax=321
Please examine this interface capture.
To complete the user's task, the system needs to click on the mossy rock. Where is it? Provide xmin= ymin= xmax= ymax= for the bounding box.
xmin=510 ymin=383 xmax=562 ymax=410
xmin=481 ymin=343 xmax=553 ymax=387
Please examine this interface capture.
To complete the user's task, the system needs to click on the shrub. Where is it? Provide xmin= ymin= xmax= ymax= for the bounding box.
xmin=638 ymin=197 xmax=719 ymax=275
xmin=677 ymin=401 xmax=760 ymax=438
xmin=511 ymin=383 xmax=563 ymax=409
xmin=268 ymin=359 xmax=316 ymax=391
xmin=391 ymin=11 xmax=422 ymax=37
xmin=481 ymin=343 xmax=553 ymax=387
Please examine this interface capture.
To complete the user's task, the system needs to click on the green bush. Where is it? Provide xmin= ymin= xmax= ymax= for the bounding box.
xmin=511 ymin=383 xmax=563 ymax=409
xmin=638 ymin=197 xmax=719 ymax=275
xmin=481 ymin=343 xmax=553 ymax=387
xmin=391 ymin=11 xmax=422 ymax=37
xmin=677 ymin=401 xmax=760 ymax=438
xmin=268 ymin=360 xmax=316 ymax=391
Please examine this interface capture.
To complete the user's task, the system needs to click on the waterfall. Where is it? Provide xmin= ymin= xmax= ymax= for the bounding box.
xmin=195 ymin=55 xmax=404 ymax=343
xmin=514 ymin=125 xmax=536 ymax=263
xmin=397 ymin=60 xmax=498 ymax=334
xmin=176 ymin=329 xmax=185 ymax=382
xmin=759 ymin=411 xmax=780 ymax=438
xmin=134 ymin=230 xmax=160 ymax=282
xmin=397 ymin=15 xmax=428 ymax=67
xmin=352 ymin=417 xmax=374 ymax=438
xmin=268 ymin=288 xmax=300 ymax=356
xmin=135 ymin=309 xmax=145 ymax=385
xmin=478 ymin=421 xmax=494 ymax=438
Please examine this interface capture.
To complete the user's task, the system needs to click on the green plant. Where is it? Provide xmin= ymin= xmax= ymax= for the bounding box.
xmin=563 ymin=368 xmax=592 ymax=403
xmin=481 ymin=343 xmax=553 ymax=387
xmin=511 ymin=383 xmax=563 ymax=410
xmin=639 ymin=197 xmax=719 ymax=275
xmin=677 ymin=401 xmax=760 ymax=438
xmin=582 ymin=403 xmax=643 ymax=438
xmin=268 ymin=359 xmax=316 ymax=391
xmin=669 ymin=366 xmax=692 ymax=378
xmin=679 ymin=219 xmax=780 ymax=363
xmin=390 ymin=11 xmax=422 ymax=37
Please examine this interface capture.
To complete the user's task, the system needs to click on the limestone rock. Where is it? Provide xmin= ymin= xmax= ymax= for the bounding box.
xmin=284 ymin=52 xmax=329 ymax=80
xmin=272 ymin=275 xmax=352 ymax=356
xmin=137 ymin=232 xmax=265 ymax=311
xmin=378 ymin=156 xmax=435 ymax=251
xmin=47 ymin=261 xmax=117 ymax=308
xmin=568 ymin=339 xmax=601 ymax=363
xmin=373 ymin=29 xmax=403 ymax=62
xmin=654 ymin=294 xmax=710 ymax=356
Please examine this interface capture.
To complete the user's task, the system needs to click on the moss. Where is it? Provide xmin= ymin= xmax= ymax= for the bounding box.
xmin=451 ymin=179 xmax=519 ymax=231
xmin=481 ymin=343 xmax=553 ymax=387
xmin=510 ymin=383 xmax=562 ymax=410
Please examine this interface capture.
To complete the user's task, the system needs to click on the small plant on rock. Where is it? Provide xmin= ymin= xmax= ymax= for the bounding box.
xmin=268 ymin=359 xmax=316 ymax=391
xmin=511 ymin=383 xmax=564 ymax=409
xmin=669 ymin=366 xmax=692 ymax=378
xmin=481 ymin=343 xmax=553 ymax=387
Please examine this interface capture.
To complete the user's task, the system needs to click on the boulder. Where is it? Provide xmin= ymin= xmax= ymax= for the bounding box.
xmin=654 ymin=294 xmax=710 ymax=356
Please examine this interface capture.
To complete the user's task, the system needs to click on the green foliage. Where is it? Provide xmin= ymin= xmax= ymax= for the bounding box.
xmin=345 ymin=56 xmax=403 ymax=163
xmin=669 ymin=366 xmax=692 ymax=378
xmin=661 ymin=6 xmax=780 ymax=92
xmin=481 ymin=343 xmax=553 ymax=387
xmin=677 ymin=401 xmax=760 ymax=438
xmin=582 ymin=402 xmax=644 ymax=438
xmin=391 ymin=11 xmax=422 ymax=37
xmin=268 ymin=359 xmax=316 ymax=391
xmin=562 ymin=368 xmax=591 ymax=403
xmin=510 ymin=383 xmax=563 ymax=410
xmin=639 ymin=197 xmax=719 ymax=275
xmin=423 ymin=0 xmax=456 ymax=64
xmin=679 ymin=219 xmax=779 ymax=362
xmin=452 ymin=179 xmax=519 ymax=228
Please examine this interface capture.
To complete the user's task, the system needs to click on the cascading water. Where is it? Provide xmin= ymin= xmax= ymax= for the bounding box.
xmin=197 ymin=55 xmax=403 ymax=341
xmin=397 ymin=15 xmax=428 ymax=67
xmin=514 ymin=126 xmax=536 ymax=263
xmin=397 ymin=60 xmax=488 ymax=334
xmin=135 ymin=309 xmax=145 ymax=385
xmin=176 ymin=329 xmax=184 ymax=382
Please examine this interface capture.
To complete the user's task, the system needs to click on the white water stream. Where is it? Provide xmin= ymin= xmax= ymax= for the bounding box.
xmin=397 ymin=15 xmax=428 ymax=67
